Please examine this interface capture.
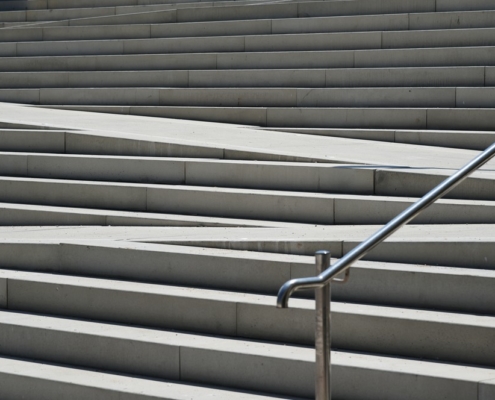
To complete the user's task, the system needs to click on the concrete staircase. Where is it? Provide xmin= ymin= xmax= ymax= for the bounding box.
xmin=3 ymin=0 xmax=495 ymax=135
xmin=0 ymin=0 xmax=495 ymax=399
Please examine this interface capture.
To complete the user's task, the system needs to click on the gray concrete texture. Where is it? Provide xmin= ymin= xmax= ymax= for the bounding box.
xmin=0 ymin=355 xmax=293 ymax=400
xmin=2 ymin=10 xmax=495 ymax=44
xmin=2 ymin=271 xmax=495 ymax=369
xmin=3 ymin=46 xmax=495 ymax=73
xmin=0 ymin=87 xmax=465 ymax=107
xmin=0 ymin=202 xmax=292 ymax=227
xmin=0 ymin=67 xmax=489 ymax=89
xmin=4 ymin=151 xmax=495 ymax=199
xmin=3 ymin=27 xmax=495 ymax=58
xmin=1 ymin=0 xmax=495 ymax=397
xmin=0 ymin=175 xmax=494 ymax=224
xmin=0 ymin=341 xmax=492 ymax=400
xmin=0 ymin=0 xmax=443 ymax=27
xmin=268 ymin=127 xmax=495 ymax=151
xmin=0 ymin=240 xmax=494 ymax=314
xmin=80 ymin=106 xmax=495 ymax=131
xmin=0 ymin=224 xmax=493 ymax=269
xmin=4 ymin=103 xmax=495 ymax=169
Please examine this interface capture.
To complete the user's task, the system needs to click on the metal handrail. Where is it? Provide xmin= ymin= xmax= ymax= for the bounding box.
xmin=276 ymin=141 xmax=495 ymax=400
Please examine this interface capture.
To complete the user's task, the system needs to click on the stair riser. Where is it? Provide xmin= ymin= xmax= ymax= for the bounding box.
xmin=0 ymin=204 xmax=289 ymax=227
xmin=330 ymin=264 xmax=495 ymax=315
xmin=166 ymin=238 xmax=495 ymax=269
xmin=14 ymin=86 xmax=495 ymax=109
xmin=0 ymin=67 xmax=489 ymax=89
xmin=64 ymin=132 xmax=307 ymax=162
xmin=0 ymin=206 xmax=109 ymax=226
xmin=375 ymin=169 xmax=495 ymax=200
xmin=0 ymin=87 xmax=467 ymax=108
xmin=0 ymin=130 xmax=66 ymax=153
xmin=240 ymin=304 xmax=495 ymax=366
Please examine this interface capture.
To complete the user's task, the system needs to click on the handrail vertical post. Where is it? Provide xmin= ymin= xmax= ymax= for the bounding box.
xmin=315 ymin=250 xmax=331 ymax=400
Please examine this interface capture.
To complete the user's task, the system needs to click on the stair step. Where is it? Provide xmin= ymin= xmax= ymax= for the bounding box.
xmin=0 ymin=310 xmax=316 ymax=395
xmin=0 ymin=224 xmax=494 ymax=268
xmin=1 ymin=351 xmax=494 ymax=400
xmin=0 ymin=128 xmax=226 ymax=159
xmin=3 ymin=28 xmax=495 ymax=58
xmin=2 ymin=46 xmax=495 ymax=73
xmin=22 ymin=224 xmax=489 ymax=268
xmin=0 ymin=129 xmax=67 ymax=152
xmin=0 ymin=14 xmax=407 ymax=42
xmin=1 ymin=240 xmax=494 ymax=314
xmin=374 ymin=166 xmax=495 ymax=199
xmin=0 ymin=66 xmax=490 ymax=89
xmin=5 ymin=10 xmax=495 ymax=43
xmin=1 ymin=176 xmax=494 ymax=224
xmin=6 ymin=31 xmax=382 ymax=57
xmin=0 ymin=87 xmax=466 ymax=108
xmin=3 ymin=152 xmax=495 ymax=199
xmin=0 ymin=355 xmax=296 ymax=400
xmin=0 ymin=152 xmax=376 ymax=193
xmin=2 ymin=86 xmax=494 ymax=109
xmin=2 ymin=271 xmax=495 ymax=367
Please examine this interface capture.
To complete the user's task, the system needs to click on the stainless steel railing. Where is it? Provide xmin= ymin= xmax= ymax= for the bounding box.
xmin=276 ymin=141 xmax=495 ymax=400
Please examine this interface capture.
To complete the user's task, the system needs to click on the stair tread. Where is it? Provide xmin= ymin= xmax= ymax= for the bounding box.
xmin=0 ymin=355 xmax=300 ymax=400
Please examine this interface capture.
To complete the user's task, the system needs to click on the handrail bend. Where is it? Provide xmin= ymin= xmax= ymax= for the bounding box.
xmin=277 ymin=141 xmax=495 ymax=308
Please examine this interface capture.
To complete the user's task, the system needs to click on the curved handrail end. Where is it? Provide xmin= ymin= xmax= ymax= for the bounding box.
xmin=276 ymin=276 xmax=324 ymax=308
xmin=276 ymin=279 xmax=298 ymax=308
